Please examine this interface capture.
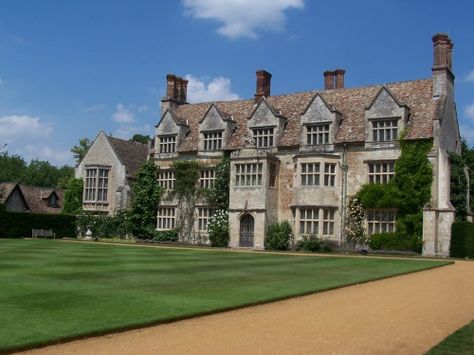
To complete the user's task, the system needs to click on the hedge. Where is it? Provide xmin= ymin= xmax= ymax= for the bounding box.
xmin=0 ymin=205 xmax=76 ymax=238
xmin=369 ymin=232 xmax=415 ymax=251
xmin=450 ymin=221 xmax=474 ymax=258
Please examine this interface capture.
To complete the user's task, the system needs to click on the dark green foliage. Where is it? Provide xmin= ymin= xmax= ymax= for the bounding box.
xmin=369 ymin=232 xmax=414 ymax=251
xmin=153 ymin=229 xmax=179 ymax=242
xmin=62 ymin=178 xmax=83 ymax=215
xmin=0 ymin=240 xmax=448 ymax=352
xmin=172 ymin=160 xmax=200 ymax=197
xmin=0 ymin=152 xmax=27 ymax=182
xmin=130 ymin=134 xmax=150 ymax=144
xmin=0 ymin=209 xmax=75 ymax=238
xmin=130 ymin=161 xmax=162 ymax=239
xmin=71 ymin=138 xmax=92 ymax=164
xmin=426 ymin=320 xmax=474 ymax=355
xmin=449 ymin=152 xmax=468 ymax=220
xmin=205 ymin=157 xmax=230 ymax=210
xmin=357 ymin=139 xmax=433 ymax=253
xmin=296 ymin=235 xmax=334 ymax=252
xmin=76 ymin=210 xmax=132 ymax=238
xmin=450 ymin=221 xmax=474 ymax=258
xmin=264 ymin=221 xmax=293 ymax=250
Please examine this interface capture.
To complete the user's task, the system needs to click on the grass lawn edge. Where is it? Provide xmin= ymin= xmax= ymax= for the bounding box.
xmin=2 ymin=250 xmax=452 ymax=354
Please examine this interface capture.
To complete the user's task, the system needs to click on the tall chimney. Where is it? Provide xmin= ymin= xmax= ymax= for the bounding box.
xmin=432 ymin=33 xmax=454 ymax=97
xmin=255 ymin=70 xmax=272 ymax=102
xmin=165 ymin=74 xmax=188 ymax=104
xmin=323 ymin=70 xmax=335 ymax=90
xmin=335 ymin=69 xmax=345 ymax=89
xmin=166 ymin=74 xmax=177 ymax=98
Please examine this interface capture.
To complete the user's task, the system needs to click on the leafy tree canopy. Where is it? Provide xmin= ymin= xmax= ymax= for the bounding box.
xmin=71 ymin=138 xmax=93 ymax=165
xmin=130 ymin=134 xmax=150 ymax=145
xmin=62 ymin=178 xmax=83 ymax=215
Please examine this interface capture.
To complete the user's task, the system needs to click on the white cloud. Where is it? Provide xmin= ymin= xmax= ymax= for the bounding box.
xmin=0 ymin=115 xmax=52 ymax=142
xmin=185 ymin=75 xmax=240 ymax=103
xmin=112 ymin=104 xmax=135 ymax=123
xmin=182 ymin=0 xmax=304 ymax=39
xmin=137 ymin=105 xmax=149 ymax=113
xmin=84 ymin=104 xmax=106 ymax=113
xmin=460 ymin=125 xmax=474 ymax=146
xmin=465 ymin=104 xmax=474 ymax=120
xmin=113 ymin=124 xmax=152 ymax=140
xmin=24 ymin=145 xmax=72 ymax=165
xmin=466 ymin=70 xmax=474 ymax=82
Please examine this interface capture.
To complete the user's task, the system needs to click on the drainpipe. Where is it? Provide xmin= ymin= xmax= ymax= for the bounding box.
xmin=339 ymin=144 xmax=349 ymax=247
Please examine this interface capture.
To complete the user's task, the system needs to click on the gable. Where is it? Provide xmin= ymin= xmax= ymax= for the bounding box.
xmin=366 ymin=87 xmax=405 ymax=119
xmin=156 ymin=110 xmax=180 ymax=136
xmin=248 ymin=100 xmax=282 ymax=128
xmin=200 ymin=105 xmax=227 ymax=131
xmin=3 ymin=185 xmax=28 ymax=212
xmin=301 ymin=94 xmax=335 ymax=125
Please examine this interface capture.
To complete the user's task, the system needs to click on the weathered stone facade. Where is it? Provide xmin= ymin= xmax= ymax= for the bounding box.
xmin=75 ymin=131 xmax=147 ymax=215
xmin=152 ymin=33 xmax=460 ymax=256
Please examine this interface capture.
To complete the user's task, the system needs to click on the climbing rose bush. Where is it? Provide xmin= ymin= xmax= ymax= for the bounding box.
xmin=208 ymin=209 xmax=229 ymax=247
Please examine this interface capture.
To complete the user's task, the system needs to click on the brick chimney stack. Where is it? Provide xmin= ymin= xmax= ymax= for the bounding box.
xmin=432 ymin=33 xmax=454 ymax=97
xmin=323 ymin=70 xmax=335 ymax=90
xmin=165 ymin=74 xmax=188 ymax=104
xmin=335 ymin=69 xmax=345 ymax=89
xmin=255 ymin=70 xmax=272 ymax=102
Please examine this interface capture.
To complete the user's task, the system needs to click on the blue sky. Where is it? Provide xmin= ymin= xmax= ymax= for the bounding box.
xmin=0 ymin=0 xmax=473 ymax=166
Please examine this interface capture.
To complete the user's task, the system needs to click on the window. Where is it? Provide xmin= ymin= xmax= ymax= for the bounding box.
xmin=301 ymin=163 xmax=320 ymax=186
xmin=269 ymin=162 xmax=277 ymax=188
xmin=157 ymin=170 xmax=175 ymax=190
xmin=372 ymin=119 xmax=398 ymax=142
xmin=306 ymin=124 xmax=330 ymax=145
xmin=235 ymin=163 xmax=263 ymax=187
xmin=367 ymin=210 xmax=396 ymax=235
xmin=203 ymin=131 xmax=223 ymax=151
xmin=84 ymin=167 xmax=109 ymax=202
xmin=322 ymin=209 xmax=336 ymax=236
xmin=252 ymin=128 xmax=274 ymax=148
xmin=159 ymin=135 xmax=176 ymax=153
xmin=368 ymin=162 xmax=395 ymax=184
xmin=47 ymin=194 xmax=59 ymax=208
xmin=157 ymin=207 xmax=175 ymax=230
xmin=299 ymin=208 xmax=319 ymax=235
xmin=324 ymin=163 xmax=336 ymax=187
xmin=197 ymin=208 xmax=214 ymax=232
xmin=200 ymin=169 xmax=215 ymax=188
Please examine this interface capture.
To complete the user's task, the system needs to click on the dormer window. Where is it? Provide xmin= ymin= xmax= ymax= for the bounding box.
xmin=203 ymin=131 xmax=223 ymax=151
xmin=252 ymin=127 xmax=274 ymax=148
xmin=372 ymin=119 xmax=398 ymax=142
xmin=306 ymin=124 xmax=330 ymax=145
xmin=159 ymin=135 xmax=176 ymax=153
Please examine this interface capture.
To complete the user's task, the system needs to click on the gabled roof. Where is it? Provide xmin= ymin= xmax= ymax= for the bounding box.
xmin=199 ymin=103 xmax=233 ymax=124
xmin=0 ymin=182 xmax=17 ymax=204
xmin=106 ymin=136 xmax=148 ymax=178
xmin=0 ymin=183 xmax=65 ymax=214
xmin=301 ymin=93 xmax=340 ymax=116
xmin=169 ymin=78 xmax=437 ymax=151
xmin=365 ymin=85 xmax=409 ymax=110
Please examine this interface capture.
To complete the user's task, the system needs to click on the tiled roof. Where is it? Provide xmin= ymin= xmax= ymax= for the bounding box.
xmin=0 ymin=182 xmax=17 ymax=204
xmin=107 ymin=136 xmax=148 ymax=177
xmin=171 ymin=79 xmax=437 ymax=151
xmin=0 ymin=183 xmax=65 ymax=214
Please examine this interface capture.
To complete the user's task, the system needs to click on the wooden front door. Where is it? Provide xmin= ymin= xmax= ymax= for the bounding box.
xmin=239 ymin=214 xmax=254 ymax=247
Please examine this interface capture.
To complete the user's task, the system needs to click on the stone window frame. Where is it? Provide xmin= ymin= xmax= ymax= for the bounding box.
xmin=301 ymin=162 xmax=321 ymax=186
xmin=324 ymin=163 xmax=336 ymax=187
xmin=252 ymin=127 xmax=275 ymax=148
xmin=235 ymin=163 xmax=263 ymax=187
xmin=370 ymin=118 xmax=399 ymax=142
xmin=367 ymin=209 xmax=396 ymax=235
xmin=368 ymin=161 xmax=395 ymax=184
xmin=196 ymin=207 xmax=215 ymax=232
xmin=157 ymin=206 xmax=176 ymax=230
xmin=202 ymin=131 xmax=223 ymax=151
xmin=84 ymin=166 xmax=110 ymax=203
xmin=298 ymin=207 xmax=337 ymax=237
xmin=158 ymin=134 xmax=177 ymax=153
xmin=306 ymin=123 xmax=331 ymax=146
xmin=322 ymin=208 xmax=336 ymax=236
xmin=157 ymin=170 xmax=175 ymax=190
xmin=199 ymin=169 xmax=215 ymax=189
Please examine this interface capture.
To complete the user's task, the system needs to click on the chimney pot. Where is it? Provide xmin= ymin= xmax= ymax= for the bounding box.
xmin=165 ymin=74 xmax=188 ymax=103
xmin=323 ymin=70 xmax=335 ymax=90
xmin=432 ymin=33 xmax=452 ymax=70
xmin=335 ymin=69 xmax=345 ymax=89
xmin=255 ymin=70 xmax=272 ymax=102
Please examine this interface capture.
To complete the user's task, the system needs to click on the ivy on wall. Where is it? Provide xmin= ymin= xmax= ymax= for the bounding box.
xmin=356 ymin=139 xmax=433 ymax=252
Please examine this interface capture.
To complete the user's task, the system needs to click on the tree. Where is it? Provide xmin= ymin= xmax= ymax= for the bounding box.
xmin=130 ymin=134 xmax=150 ymax=145
xmin=130 ymin=161 xmax=163 ymax=238
xmin=71 ymin=138 xmax=92 ymax=165
xmin=22 ymin=160 xmax=73 ymax=188
xmin=62 ymin=178 xmax=83 ymax=214
xmin=0 ymin=152 xmax=27 ymax=183
xmin=205 ymin=156 xmax=230 ymax=210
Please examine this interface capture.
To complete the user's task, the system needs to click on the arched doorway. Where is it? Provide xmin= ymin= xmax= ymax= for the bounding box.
xmin=239 ymin=214 xmax=254 ymax=247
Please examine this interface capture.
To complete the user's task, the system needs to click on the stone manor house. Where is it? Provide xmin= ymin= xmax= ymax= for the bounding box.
xmin=78 ymin=33 xmax=460 ymax=257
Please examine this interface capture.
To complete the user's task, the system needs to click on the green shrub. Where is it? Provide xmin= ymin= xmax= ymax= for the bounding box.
xmin=0 ymin=209 xmax=76 ymax=238
xmin=296 ymin=234 xmax=321 ymax=252
xmin=369 ymin=232 xmax=414 ymax=251
xmin=450 ymin=221 xmax=474 ymax=258
xmin=264 ymin=221 xmax=292 ymax=251
xmin=153 ymin=229 xmax=179 ymax=242
xmin=208 ymin=210 xmax=229 ymax=247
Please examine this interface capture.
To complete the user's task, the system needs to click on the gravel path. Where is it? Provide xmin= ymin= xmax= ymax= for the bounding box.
xmin=18 ymin=260 xmax=474 ymax=355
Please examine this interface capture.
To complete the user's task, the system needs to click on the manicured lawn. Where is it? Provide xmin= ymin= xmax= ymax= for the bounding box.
xmin=426 ymin=320 xmax=474 ymax=354
xmin=0 ymin=239 xmax=450 ymax=352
